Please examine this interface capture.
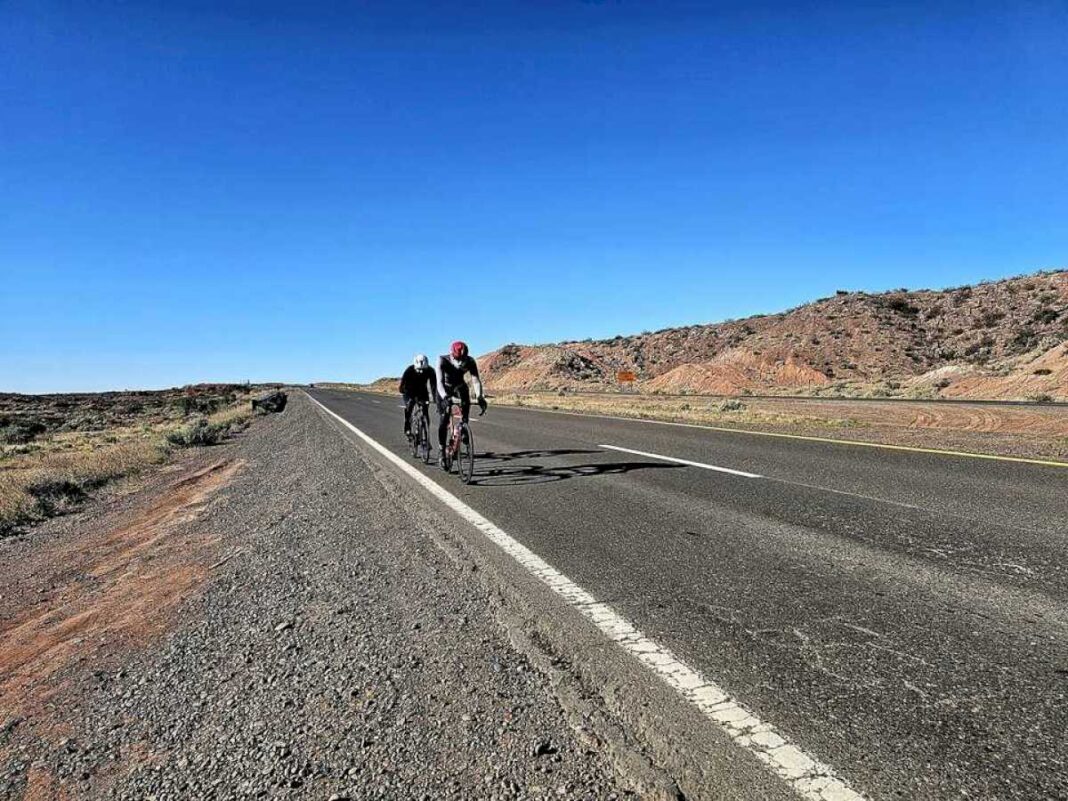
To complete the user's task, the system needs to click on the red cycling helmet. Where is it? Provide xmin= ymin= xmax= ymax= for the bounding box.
xmin=450 ymin=341 xmax=469 ymax=359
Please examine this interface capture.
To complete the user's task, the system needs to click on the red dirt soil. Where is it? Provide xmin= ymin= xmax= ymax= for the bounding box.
xmin=0 ymin=459 xmax=244 ymax=738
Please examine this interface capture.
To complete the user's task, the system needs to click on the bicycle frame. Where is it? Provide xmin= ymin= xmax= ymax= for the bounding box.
xmin=447 ymin=398 xmax=465 ymax=455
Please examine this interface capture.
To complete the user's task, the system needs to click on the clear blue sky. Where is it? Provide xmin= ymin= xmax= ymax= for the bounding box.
xmin=2 ymin=1 xmax=1066 ymax=392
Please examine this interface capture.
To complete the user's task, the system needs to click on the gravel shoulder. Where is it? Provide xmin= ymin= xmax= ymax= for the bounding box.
xmin=0 ymin=392 xmax=631 ymax=800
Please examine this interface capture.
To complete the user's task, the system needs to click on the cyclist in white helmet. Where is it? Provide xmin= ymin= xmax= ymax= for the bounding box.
xmin=399 ymin=354 xmax=435 ymax=440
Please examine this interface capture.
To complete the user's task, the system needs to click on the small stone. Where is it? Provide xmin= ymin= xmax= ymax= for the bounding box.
xmin=532 ymin=739 xmax=555 ymax=757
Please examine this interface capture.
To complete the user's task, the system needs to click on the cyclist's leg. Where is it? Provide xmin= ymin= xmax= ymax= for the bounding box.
xmin=458 ymin=383 xmax=471 ymax=423
xmin=403 ymin=396 xmax=415 ymax=434
xmin=437 ymin=395 xmax=450 ymax=452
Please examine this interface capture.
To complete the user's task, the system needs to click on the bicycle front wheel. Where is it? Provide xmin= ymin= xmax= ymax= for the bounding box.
xmin=458 ymin=423 xmax=475 ymax=484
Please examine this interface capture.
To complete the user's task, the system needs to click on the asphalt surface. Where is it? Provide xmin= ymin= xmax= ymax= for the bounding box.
xmin=308 ymin=388 xmax=1068 ymax=801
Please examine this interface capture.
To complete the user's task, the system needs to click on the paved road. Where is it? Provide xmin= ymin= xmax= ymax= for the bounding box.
xmin=308 ymin=388 xmax=1068 ymax=801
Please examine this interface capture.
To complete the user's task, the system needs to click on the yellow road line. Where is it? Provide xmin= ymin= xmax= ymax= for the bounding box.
xmin=498 ymin=403 xmax=1068 ymax=469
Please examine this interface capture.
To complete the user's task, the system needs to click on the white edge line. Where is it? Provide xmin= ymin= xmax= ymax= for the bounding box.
xmin=599 ymin=443 xmax=762 ymax=479
xmin=305 ymin=392 xmax=867 ymax=801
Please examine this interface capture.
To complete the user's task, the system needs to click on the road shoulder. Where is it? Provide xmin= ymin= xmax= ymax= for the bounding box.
xmin=1 ymin=392 xmax=632 ymax=800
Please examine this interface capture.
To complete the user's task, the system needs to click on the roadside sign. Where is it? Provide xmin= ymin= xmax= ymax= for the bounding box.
xmin=617 ymin=371 xmax=637 ymax=383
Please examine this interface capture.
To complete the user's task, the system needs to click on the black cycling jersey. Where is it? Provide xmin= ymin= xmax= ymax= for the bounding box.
xmin=399 ymin=365 xmax=435 ymax=402
xmin=436 ymin=354 xmax=482 ymax=397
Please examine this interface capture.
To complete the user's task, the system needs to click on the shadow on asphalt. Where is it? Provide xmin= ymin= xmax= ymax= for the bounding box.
xmin=479 ymin=449 xmax=602 ymax=462
xmin=470 ymin=460 xmax=683 ymax=487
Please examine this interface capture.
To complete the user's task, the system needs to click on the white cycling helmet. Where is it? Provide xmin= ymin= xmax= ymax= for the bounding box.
xmin=413 ymin=353 xmax=429 ymax=370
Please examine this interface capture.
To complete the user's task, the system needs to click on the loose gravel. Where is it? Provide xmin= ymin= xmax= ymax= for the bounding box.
xmin=0 ymin=393 xmax=630 ymax=800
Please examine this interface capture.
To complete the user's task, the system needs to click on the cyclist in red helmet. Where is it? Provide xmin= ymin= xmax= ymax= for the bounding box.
xmin=435 ymin=341 xmax=487 ymax=469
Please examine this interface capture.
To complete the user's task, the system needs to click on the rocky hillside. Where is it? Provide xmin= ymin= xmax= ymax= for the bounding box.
xmin=480 ymin=270 xmax=1068 ymax=400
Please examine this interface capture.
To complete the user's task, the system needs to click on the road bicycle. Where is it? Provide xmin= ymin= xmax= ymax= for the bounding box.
xmin=407 ymin=401 xmax=432 ymax=464
xmin=441 ymin=395 xmax=483 ymax=484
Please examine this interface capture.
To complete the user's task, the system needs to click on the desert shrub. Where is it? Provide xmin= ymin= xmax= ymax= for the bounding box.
xmin=25 ymin=478 xmax=88 ymax=516
xmin=173 ymin=394 xmax=225 ymax=417
xmin=718 ymin=399 xmax=746 ymax=412
xmin=1030 ymin=393 xmax=1054 ymax=404
xmin=1010 ymin=327 xmax=1037 ymax=351
xmin=964 ymin=335 xmax=995 ymax=357
xmin=886 ymin=297 xmax=919 ymax=316
xmin=1033 ymin=368 xmax=1053 ymax=376
xmin=1033 ymin=308 xmax=1060 ymax=324
xmin=166 ymin=418 xmax=226 ymax=447
xmin=0 ymin=419 xmax=47 ymax=444
xmin=979 ymin=311 xmax=1004 ymax=328
xmin=934 ymin=378 xmax=952 ymax=389
xmin=1 ymin=440 xmax=165 ymax=536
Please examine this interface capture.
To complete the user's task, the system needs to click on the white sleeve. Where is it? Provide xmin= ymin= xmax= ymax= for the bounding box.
xmin=435 ymin=359 xmax=447 ymax=399
xmin=470 ymin=374 xmax=483 ymax=399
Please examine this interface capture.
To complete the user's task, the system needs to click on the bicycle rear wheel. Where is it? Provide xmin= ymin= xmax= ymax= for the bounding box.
xmin=458 ymin=423 xmax=475 ymax=484
xmin=417 ymin=413 xmax=431 ymax=464
xmin=408 ymin=414 xmax=419 ymax=458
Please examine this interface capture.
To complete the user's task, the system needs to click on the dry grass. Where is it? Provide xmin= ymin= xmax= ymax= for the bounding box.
xmin=207 ymin=403 xmax=253 ymax=430
xmin=487 ymin=391 xmax=1068 ymax=461
xmin=165 ymin=405 xmax=253 ymax=447
xmin=0 ymin=438 xmax=168 ymax=536
xmin=0 ymin=394 xmax=257 ymax=537
xmin=496 ymin=392 xmax=859 ymax=430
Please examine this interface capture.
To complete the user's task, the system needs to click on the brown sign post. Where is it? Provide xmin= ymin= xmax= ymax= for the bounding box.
xmin=617 ymin=370 xmax=637 ymax=392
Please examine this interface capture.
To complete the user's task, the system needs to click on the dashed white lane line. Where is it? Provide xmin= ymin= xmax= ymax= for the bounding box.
xmin=599 ymin=443 xmax=762 ymax=479
xmin=307 ymin=393 xmax=866 ymax=801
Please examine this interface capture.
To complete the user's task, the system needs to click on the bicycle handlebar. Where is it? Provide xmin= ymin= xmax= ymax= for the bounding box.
xmin=442 ymin=396 xmax=487 ymax=416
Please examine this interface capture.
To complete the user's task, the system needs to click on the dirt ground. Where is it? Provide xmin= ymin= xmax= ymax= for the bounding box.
xmin=0 ymin=458 xmax=243 ymax=743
